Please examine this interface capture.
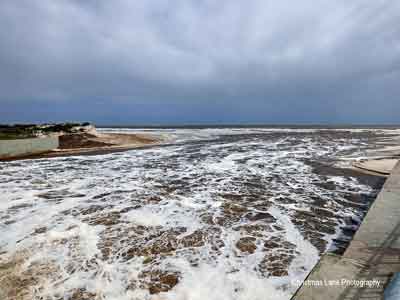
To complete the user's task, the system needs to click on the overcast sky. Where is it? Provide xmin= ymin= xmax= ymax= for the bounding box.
xmin=1 ymin=0 xmax=399 ymax=125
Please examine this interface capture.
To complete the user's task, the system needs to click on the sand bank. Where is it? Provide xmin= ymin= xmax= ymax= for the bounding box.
xmin=0 ymin=132 xmax=163 ymax=161
xmin=353 ymin=159 xmax=399 ymax=176
xmin=351 ymin=132 xmax=400 ymax=176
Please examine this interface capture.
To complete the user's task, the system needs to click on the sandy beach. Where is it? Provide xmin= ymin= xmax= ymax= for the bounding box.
xmin=0 ymin=131 xmax=163 ymax=161
xmin=351 ymin=132 xmax=400 ymax=176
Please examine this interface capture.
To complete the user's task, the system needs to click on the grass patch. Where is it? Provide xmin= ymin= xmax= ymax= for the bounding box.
xmin=0 ymin=122 xmax=92 ymax=140
xmin=0 ymin=133 xmax=34 ymax=140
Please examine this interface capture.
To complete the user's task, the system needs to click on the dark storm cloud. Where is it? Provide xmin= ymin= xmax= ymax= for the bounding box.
xmin=0 ymin=0 xmax=399 ymax=124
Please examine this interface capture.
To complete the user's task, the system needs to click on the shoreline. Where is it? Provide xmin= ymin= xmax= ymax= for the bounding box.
xmin=352 ymin=159 xmax=398 ymax=177
xmin=0 ymin=132 xmax=164 ymax=161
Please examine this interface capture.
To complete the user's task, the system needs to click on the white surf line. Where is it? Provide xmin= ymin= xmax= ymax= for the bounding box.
xmin=268 ymin=205 xmax=320 ymax=294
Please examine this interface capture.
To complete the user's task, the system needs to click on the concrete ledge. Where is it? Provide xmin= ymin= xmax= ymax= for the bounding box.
xmin=292 ymin=254 xmax=365 ymax=300
xmin=292 ymin=161 xmax=400 ymax=300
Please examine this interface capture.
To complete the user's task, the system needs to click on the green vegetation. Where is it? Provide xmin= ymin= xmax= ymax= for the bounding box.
xmin=0 ymin=125 xmax=36 ymax=140
xmin=0 ymin=133 xmax=34 ymax=140
xmin=0 ymin=122 xmax=92 ymax=140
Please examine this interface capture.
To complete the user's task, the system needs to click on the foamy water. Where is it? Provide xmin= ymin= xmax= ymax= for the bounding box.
xmin=0 ymin=128 xmax=391 ymax=299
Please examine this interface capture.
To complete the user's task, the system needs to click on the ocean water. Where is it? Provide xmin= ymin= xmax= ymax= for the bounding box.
xmin=0 ymin=128 xmax=390 ymax=300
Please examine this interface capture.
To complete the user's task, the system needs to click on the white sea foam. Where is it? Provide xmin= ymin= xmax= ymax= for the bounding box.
xmin=0 ymin=128 xmax=391 ymax=299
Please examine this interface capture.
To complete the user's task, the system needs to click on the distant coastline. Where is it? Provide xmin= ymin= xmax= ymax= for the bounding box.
xmin=97 ymin=124 xmax=400 ymax=129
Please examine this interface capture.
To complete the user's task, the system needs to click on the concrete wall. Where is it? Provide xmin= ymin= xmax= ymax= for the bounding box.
xmin=0 ymin=136 xmax=59 ymax=159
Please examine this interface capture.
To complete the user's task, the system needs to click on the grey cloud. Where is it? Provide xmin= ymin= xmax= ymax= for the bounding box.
xmin=0 ymin=0 xmax=399 ymax=123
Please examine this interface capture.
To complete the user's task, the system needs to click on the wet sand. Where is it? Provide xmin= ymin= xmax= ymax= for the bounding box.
xmin=353 ymin=159 xmax=399 ymax=176
xmin=351 ymin=140 xmax=400 ymax=176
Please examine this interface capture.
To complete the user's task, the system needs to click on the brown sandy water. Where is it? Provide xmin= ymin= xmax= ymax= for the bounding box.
xmin=0 ymin=128 xmax=394 ymax=300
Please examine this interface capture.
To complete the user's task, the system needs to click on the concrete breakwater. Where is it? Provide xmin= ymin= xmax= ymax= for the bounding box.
xmin=292 ymin=160 xmax=400 ymax=300
xmin=0 ymin=136 xmax=59 ymax=159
